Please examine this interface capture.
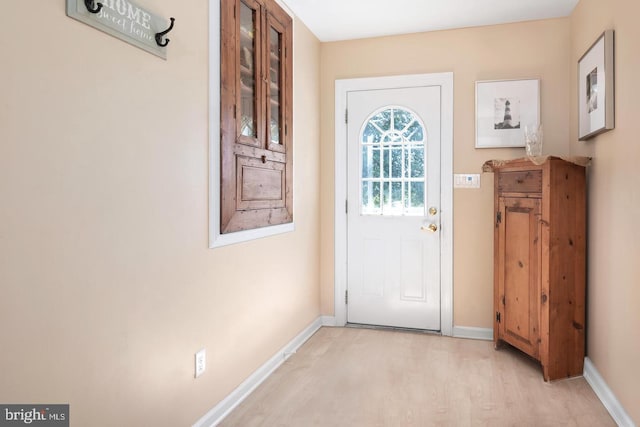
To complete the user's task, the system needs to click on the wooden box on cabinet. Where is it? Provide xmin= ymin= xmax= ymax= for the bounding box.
xmin=484 ymin=157 xmax=587 ymax=381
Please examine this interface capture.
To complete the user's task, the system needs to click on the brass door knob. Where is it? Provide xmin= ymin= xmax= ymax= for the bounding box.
xmin=421 ymin=223 xmax=438 ymax=232
xmin=429 ymin=207 xmax=438 ymax=216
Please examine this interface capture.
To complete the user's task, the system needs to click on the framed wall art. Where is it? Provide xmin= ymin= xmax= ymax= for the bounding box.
xmin=578 ymin=30 xmax=615 ymax=140
xmin=475 ymin=79 xmax=540 ymax=148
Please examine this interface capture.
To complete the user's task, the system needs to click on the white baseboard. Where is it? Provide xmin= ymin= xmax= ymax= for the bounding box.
xmin=452 ymin=326 xmax=493 ymax=341
xmin=320 ymin=315 xmax=336 ymax=326
xmin=192 ymin=317 xmax=323 ymax=427
xmin=583 ymin=357 xmax=636 ymax=427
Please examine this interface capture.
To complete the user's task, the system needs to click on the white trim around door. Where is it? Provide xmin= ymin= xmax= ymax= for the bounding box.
xmin=334 ymin=72 xmax=454 ymax=336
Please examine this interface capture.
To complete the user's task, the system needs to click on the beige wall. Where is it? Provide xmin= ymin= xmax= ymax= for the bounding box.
xmin=569 ymin=0 xmax=640 ymax=423
xmin=0 ymin=2 xmax=320 ymax=426
xmin=320 ymin=19 xmax=571 ymax=328
xmin=3 ymin=1 xmax=638 ymax=424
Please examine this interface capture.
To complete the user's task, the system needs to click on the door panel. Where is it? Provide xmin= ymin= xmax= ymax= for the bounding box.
xmin=362 ymin=238 xmax=384 ymax=296
xmin=400 ymin=239 xmax=425 ymax=300
xmin=347 ymin=86 xmax=441 ymax=330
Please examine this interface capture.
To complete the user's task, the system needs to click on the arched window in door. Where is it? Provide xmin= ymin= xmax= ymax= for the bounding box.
xmin=360 ymin=106 xmax=426 ymax=216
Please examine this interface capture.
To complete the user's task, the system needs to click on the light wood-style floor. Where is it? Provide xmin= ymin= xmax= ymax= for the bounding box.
xmin=220 ymin=327 xmax=614 ymax=426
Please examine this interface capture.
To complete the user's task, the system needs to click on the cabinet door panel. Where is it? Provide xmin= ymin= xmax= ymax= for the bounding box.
xmin=236 ymin=155 xmax=286 ymax=210
xmin=497 ymin=197 xmax=541 ymax=358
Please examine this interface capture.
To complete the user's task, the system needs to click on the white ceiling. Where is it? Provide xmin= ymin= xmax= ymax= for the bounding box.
xmin=281 ymin=0 xmax=579 ymax=42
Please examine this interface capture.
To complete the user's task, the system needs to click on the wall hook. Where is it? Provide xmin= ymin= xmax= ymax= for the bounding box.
xmin=84 ymin=0 xmax=103 ymax=14
xmin=155 ymin=17 xmax=175 ymax=47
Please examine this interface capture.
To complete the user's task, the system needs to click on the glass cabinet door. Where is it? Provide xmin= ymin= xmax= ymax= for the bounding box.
xmin=266 ymin=18 xmax=284 ymax=152
xmin=237 ymin=0 xmax=261 ymax=146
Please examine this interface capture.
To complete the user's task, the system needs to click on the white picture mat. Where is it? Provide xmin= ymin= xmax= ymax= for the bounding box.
xmin=475 ymin=79 xmax=540 ymax=148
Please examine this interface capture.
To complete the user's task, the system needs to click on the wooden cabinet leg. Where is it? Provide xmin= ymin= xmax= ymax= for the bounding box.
xmin=542 ymin=365 xmax=550 ymax=382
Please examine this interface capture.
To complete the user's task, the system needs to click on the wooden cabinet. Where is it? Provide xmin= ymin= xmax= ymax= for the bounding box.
xmin=486 ymin=157 xmax=587 ymax=381
xmin=220 ymin=0 xmax=293 ymax=233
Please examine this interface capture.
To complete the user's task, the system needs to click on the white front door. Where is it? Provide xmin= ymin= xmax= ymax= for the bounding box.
xmin=347 ymin=85 xmax=442 ymax=330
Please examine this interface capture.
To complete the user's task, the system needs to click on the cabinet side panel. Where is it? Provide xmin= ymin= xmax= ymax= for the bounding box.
xmin=220 ymin=0 xmax=238 ymax=231
xmin=540 ymin=161 xmax=551 ymax=379
xmin=547 ymin=160 xmax=586 ymax=379
xmin=494 ymin=180 xmax=502 ymax=345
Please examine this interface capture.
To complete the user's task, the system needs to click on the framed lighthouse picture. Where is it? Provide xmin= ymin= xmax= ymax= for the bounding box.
xmin=475 ymin=79 xmax=540 ymax=148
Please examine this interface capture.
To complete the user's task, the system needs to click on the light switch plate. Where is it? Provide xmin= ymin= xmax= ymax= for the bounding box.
xmin=454 ymin=174 xmax=481 ymax=188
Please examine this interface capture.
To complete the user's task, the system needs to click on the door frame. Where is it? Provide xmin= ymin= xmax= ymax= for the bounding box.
xmin=334 ymin=72 xmax=454 ymax=336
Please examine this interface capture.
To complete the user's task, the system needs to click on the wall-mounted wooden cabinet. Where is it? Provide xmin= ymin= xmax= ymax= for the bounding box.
xmin=220 ymin=0 xmax=293 ymax=234
xmin=485 ymin=157 xmax=587 ymax=381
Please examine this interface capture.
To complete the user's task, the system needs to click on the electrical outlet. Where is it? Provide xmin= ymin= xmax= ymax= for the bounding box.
xmin=195 ymin=349 xmax=206 ymax=378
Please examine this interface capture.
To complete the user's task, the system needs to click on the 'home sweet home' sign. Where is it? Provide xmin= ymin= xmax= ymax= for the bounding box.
xmin=66 ymin=0 xmax=173 ymax=59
